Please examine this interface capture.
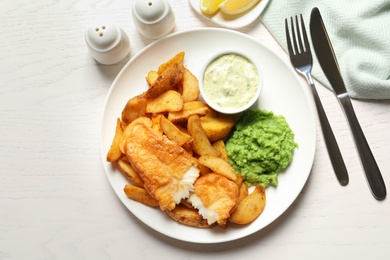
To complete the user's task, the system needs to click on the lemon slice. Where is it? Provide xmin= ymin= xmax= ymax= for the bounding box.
xmin=219 ymin=0 xmax=261 ymax=15
xmin=200 ymin=0 xmax=225 ymax=15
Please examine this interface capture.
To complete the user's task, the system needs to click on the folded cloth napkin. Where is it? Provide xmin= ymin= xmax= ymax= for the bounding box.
xmin=260 ymin=0 xmax=390 ymax=99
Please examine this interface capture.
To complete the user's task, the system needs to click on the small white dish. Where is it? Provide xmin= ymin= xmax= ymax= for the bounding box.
xmin=132 ymin=0 xmax=175 ymax=39
xmin=199 ymin=51 xmax=263 ymax=114
xmin=85 ymin=23 xmax=130 ymax=65
xmin=188 ymin=0 xmax=270 ymax=29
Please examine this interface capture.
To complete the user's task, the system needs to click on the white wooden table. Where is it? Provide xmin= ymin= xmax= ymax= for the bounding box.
xmin=1 ymin=1 xmax=389 ymax=259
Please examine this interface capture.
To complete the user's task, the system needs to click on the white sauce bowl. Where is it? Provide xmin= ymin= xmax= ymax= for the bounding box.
xmin=199 ymin=51 xmax=263 ymax=114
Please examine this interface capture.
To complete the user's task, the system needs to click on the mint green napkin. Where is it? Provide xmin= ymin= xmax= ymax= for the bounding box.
xmin=260 ymin=0 xmax=390 ymax=99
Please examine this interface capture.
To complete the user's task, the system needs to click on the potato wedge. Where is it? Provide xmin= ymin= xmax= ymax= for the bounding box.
xmin=168 ymin=101 xmax=210 ymax=123
xmin=165 ymin=204 xmax=214 ymax=228
xmin=181 ymin=68 xmax=200 ymax=102
xmin=179 ymin=199 xmax=194 ymax=209
xmin=229 ymin=186 xmax=266 ymax=224
xmin=124 ymin=185 xmax=159 ymax=207
xmin=146 ymin=90 xmax=184 ymax=113
xmin=234 ymin=173 xmax=244 ymax=188
xmin=106 ymin=118 xmax=123 ymax=162
xmin=237 ymin=182 xmax=249 ymax=204
xmin=187 ymin=115 xmax=221 ymax=157
xmin=212 ymin=140 xmax=228 ymax=162
xmin=198 ymin=155 xmax=237 ymax=181
xmin=145 ymin=62 xmax=184 ymax=99
xmin=118 ymin=158 xmax=144 ymax=187
xmin=121 ymin=94 xmax=148 ymax=129
xmin=151 ymin=114 xmax=163 ymax=135
xmin=200 ymin=116 xmax=235 ymax=142
xmin=146 ymin=70 xmax=159 ymax=87
xmin=203 ymin=107 xmax=218 ymax=118
xmin=174 ymin=123 xmax=189 ymax=134
xmin=233 ymin=173 xmax=248 ymax=203
xmin=198 ymin=164 xmax=211 ymax=176
xmin=182 ymin=143 xmax=193 ymax=156
xmin=157 ymin=51 xmax=185 ymax=74
xmin=160 ymin=115 xmax=192 ymax=146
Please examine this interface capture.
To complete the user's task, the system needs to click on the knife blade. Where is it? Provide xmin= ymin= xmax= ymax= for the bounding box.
xmin=309 ymin=7 xmax=386 ymax=200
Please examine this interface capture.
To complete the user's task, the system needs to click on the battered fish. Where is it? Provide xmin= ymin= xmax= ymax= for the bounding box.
xmin=188 ymin=173 xmax=238 ymax=227
xmin=124 ymin=120 xmax=200 ymax=211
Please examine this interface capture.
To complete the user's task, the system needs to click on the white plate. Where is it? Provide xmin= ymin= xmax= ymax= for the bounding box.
xmin=101 ymin=28 xmax=316 ymax=244
xmin=188 ymin=0 xmax=270 ymax=29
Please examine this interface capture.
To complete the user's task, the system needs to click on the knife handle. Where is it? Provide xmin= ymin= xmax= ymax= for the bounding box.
xmin=339 ymin=95 xmax=387 ymax=200
xmin=309 ymin=80 xmax=349 ymax=185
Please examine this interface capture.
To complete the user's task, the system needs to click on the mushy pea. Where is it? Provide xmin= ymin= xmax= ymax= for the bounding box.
xmin=225 ymin=109 xmax=298 ymax=187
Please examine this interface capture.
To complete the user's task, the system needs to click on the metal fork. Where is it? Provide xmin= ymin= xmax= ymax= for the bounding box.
xmin=285 ymin=14 xmax=349 ymax=185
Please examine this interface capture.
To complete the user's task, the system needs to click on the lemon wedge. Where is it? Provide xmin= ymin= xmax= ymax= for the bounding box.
xmin=200 ymin=0 xmax=225 ymax=15
xmin=219 ymin=0 xmax=261 ymax=15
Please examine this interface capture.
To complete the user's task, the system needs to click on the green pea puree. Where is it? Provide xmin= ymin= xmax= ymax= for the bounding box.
xmin=226 ymin=109 xmax=298 ymax=187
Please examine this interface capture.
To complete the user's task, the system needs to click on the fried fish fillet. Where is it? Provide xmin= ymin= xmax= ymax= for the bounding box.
xmin=188 ymin=173 xmax=238 ymax=227
xmin=124 ymin=121 xmax=200 ymax=211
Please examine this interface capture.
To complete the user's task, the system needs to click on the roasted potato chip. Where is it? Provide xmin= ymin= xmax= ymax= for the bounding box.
xmin=168 ymin=101 xmax=210 ymax=123
xmin=234 ymin=172 xmax=244 ymax=188
xmin=106 ymin=118 xmax=123 ymax=162
xmin=145 ymin=62 xmax=185 ymax=99
xmin=121 ymin=94 xmax=148 ymax=129
xmin=181 ymin=68 xmax=200 ymax=102
xmin=179 ymin=199 xmax=193 ymax=209
xmin=118 ymin=158 xmax=144 ymax=187
xmin=146 ymin=70 xmax=159 ymax=87
xmin=232 ymin=173 xmax=248 ymax=204
xmin=212 ymin=140 xmax=228 ymax=161
xmin=146 ymin=90 xmax=183 ymax=113
xmin=198 ymin=164 xmax=211 ymax=176
xmin=174 ymin=123 xmax=189 ymax=134
xmin=229 ymin=186 xmax=266 ymax=224
xmin=165 ymin=204 xmax=214 ymax=228
xmin=203 ymin=107 xmax=218 ymax=118
xmin=187 ymin=115 xmax=221 ymax=157
xmin=198 ymin=155 xmax=237 ymax=181
xmin=182 ymin=143 xmax=194 ymax=156
xmin=237 ymin=181 xmax=249 ymax=203
xmin=160 ymin=115 xmax=192 ymax=146
xmin=124 ymin=185 xmax=159 ymax=207
xmin=201 ymin=116 xmax=235 ymax=142
xmin=151 ymin=114 xmax=163 ymax=135
xmin=157 ymin=51 xmax=185 ymax=74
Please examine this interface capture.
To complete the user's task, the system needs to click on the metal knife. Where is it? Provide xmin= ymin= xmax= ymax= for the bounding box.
xmin=309 ymin=7 xmax=386 ymax=200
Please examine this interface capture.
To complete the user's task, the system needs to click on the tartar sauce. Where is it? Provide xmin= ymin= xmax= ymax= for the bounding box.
xmin=203 ymin=53 xmax=259 ymax=110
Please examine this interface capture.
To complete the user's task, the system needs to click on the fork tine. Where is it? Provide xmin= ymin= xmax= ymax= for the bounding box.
xmin=290 ymin=17 xmax=299 ymax=55
xmin=300 ymin=14 xmax=311 ymax=53
xmin=295 ymin=15 xmax=304 ymax=53
xmin=286 ymin=14 xmax=311 ymax=56
xmin=285 ymin=18 xmax=294 ymax=55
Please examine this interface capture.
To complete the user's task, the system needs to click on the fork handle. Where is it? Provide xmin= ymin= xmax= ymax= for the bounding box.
xmin=338 ymin=94 xmax=386 ymax=200
xmin=307 ymin=76 xmax=349 ymax=185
